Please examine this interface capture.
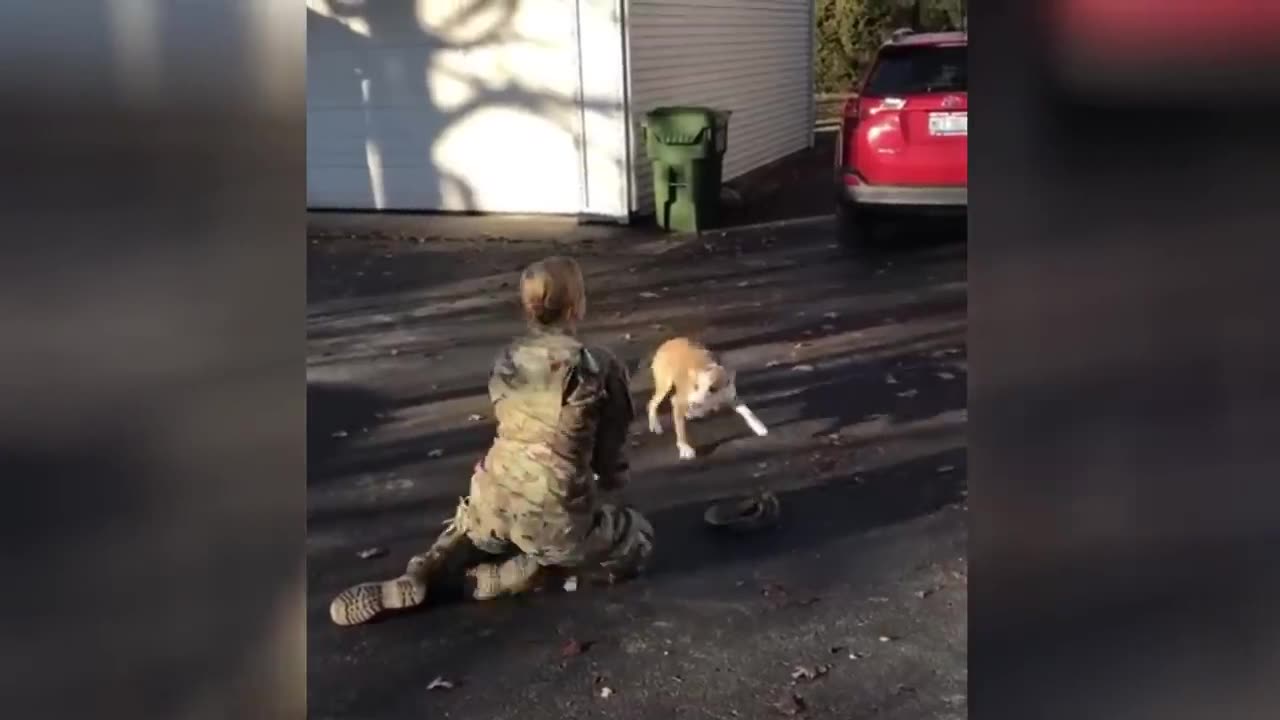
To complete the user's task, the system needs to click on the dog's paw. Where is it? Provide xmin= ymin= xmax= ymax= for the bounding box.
xmin=648 ymin=416 xmax=663 ymax=434
xmin=677 ymin=442 xmax=696 ymax=460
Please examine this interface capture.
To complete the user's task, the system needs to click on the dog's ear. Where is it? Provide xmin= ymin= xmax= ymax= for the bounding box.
xmin=718 ymin=366 xmax=737 ymax=391
xmin=703 ymin=364 xmax=721 ymax=385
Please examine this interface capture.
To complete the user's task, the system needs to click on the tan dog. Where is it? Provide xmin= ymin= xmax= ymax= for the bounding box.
xmin=646 ymin=337 xmax=769 ymax=460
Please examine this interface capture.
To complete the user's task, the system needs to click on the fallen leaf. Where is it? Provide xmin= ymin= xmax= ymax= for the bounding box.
xmin=356 ymin=547 xmax=386 ymax=560
xmin=790 ymin=666 xmax=815 ymax=682
xmin=427 ymin=676 xmax=455 ymax=691
xmin=771 ymin=691 xmax=808 ymax=716
xmin=561 ymin=638 xmax=593 ymax=657
xmin=896 ymin=389 xmax=919 ymax=398
xmin=427 ymin=448 xmax=445 ymax=458
xmin=761 ymin=582 xmax=788 ymax=600
xmin=789 ymin=664 xmax=828 ymax=683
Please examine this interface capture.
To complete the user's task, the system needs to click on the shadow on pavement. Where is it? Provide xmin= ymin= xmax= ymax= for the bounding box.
xmin=645 ymin=447 xmax=967 ymax=579
xmin=305 ymin=445 xmax=966 ymax=719
xmin=308 ymin=383 xmax=398 ymax=485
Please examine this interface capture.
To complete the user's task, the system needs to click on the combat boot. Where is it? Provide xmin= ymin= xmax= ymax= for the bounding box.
xmin=329 ymin=499 xmax=472 ymax=626
xmin=464 ymin=553 xmax=552 ymax=600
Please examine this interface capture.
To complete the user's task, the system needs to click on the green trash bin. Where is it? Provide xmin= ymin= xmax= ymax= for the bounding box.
xmin=642 ymin=106 xmax=731 ymax=233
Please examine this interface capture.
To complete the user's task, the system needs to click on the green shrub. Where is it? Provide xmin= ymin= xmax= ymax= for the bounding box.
xmin=815 ymin=0 xmax=965 ymax=94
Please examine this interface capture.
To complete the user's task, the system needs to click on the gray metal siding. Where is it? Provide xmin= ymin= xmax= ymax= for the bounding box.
xmin=625 ymin=0 xmax=814 ymax=214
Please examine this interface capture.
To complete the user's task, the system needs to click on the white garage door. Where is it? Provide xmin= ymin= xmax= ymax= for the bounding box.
xmin=307 ymin=0 xmax=592 ymax=214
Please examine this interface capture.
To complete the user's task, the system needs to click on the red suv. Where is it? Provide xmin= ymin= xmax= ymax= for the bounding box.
xmin=835 ymin=30 xmax=967 ymax=247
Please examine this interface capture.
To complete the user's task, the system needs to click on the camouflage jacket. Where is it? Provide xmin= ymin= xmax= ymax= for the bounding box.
xmin=477 ymin=327 xmax=633 ymax=514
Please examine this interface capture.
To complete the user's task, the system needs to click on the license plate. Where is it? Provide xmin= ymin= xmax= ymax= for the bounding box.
xmin=928 ymin=112 xmax=967 ymax=136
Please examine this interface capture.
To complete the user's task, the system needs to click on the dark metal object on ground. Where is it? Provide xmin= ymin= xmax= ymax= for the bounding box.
xmin=703 ymin=490 xmax=781 ymax=532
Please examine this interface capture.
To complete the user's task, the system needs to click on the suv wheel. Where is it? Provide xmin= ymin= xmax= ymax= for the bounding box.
xmin=836 ymin=202 xmax=879 ymax=252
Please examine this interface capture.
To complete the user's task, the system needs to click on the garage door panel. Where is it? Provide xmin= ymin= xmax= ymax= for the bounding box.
xmin=307 ymin=167 xmax=379 ymax=209
xmin=306 ymin=0 xmax=587 ymax=214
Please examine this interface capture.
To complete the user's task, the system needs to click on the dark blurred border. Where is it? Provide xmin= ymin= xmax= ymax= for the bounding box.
xmin=972 ymin=1 xmax=1280 ymax=718
xmin=0 ymin=2 xmax=304 ymax=718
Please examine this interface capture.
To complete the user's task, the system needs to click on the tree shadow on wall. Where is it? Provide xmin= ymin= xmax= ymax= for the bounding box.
xmin=308 ymin=0 xmax=628 ymax=216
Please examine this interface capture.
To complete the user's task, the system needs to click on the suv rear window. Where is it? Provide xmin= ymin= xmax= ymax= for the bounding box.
xmin=862 ymin=45 xmax=967 ymax=97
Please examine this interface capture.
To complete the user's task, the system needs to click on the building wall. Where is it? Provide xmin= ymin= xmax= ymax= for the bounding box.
xmin=625 ymin=0 xmax=815 ymax=214
xmin=306 ymin=0 xmax=630 ymax=219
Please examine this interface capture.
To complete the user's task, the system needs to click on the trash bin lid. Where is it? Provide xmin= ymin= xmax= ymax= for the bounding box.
xmin=643 ymin=106 xmax=731 ymax=145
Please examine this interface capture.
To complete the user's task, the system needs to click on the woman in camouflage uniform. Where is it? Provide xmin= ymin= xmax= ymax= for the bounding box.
xmin=330 ymin=256 xmax=654 ymax=626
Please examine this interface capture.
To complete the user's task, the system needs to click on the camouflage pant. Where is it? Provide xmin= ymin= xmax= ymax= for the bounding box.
xmin=408 ymin=470 xmax=654 ymax=597
xmin=464 ymin=477 xmax=654 ymax=580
